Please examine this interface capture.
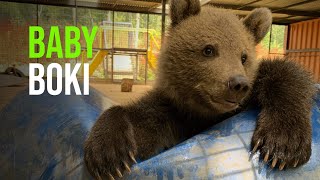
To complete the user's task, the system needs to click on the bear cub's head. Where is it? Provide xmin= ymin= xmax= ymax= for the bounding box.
xmin=156 ymin=0 xmax=272 ymax=115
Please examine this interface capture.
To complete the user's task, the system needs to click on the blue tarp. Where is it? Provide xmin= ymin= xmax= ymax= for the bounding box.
xmin=0 ymin=87 xmax=319 ymax=179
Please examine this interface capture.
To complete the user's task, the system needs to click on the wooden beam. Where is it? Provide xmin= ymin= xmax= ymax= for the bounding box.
xmin=286 ymin=48 xmax=320 ymax=53
xmin=1 ymin=0 xmax=163 ymax=14
xmin=200 ymin=0 xmax=211 ymax=6
xmin=208 ymin=2 xmax=320 ymax=17
xmin=236 ymin=0 xmax=262 ymax=10
xmin=272 ymin=0 xmax=318 ymax=13
xmin=2 ymin=0 xmax=76 ymax=6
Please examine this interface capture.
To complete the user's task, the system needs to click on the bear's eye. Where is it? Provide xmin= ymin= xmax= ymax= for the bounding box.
xmin=241 ymin=52 xmax=247 ymax=64
xmin=203 ymin=45 xmax=216 ymax=57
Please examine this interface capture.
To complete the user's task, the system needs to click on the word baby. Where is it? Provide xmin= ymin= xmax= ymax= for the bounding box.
xmin=29 ymin=26 xmax=97 ymax=95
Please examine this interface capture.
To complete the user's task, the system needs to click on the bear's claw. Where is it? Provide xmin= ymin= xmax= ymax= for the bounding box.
xmin=116 ymin=168 xmax=123 ymax=177
xmin=263 ymin=149 xmax=269 ymax=162
xmin=108 ymin=173 xmax=115 ymax=180
xmin=279 ymin=161 xmax=286 ymax=170
xmin=129 ymin=151 xmax=137 ymax=163
xmin=250 ymin=112 xmax=311 ymax=171
xmin=84 ymin=132 xmax=137 ymax=179
xmin=123 ymin=161 xmax=131 ymax=173
xmin=250 ymin=138 xmax=306 ymax=171
xmin=252 ymin=139 xmax=260 ymax=153
xmin=271 ymin=157 xmax=278 ymax=168
xmin=294 ymin=160 xmax=299 ymax=167
xmin=95 ymin=171 xmax=102 ymax=180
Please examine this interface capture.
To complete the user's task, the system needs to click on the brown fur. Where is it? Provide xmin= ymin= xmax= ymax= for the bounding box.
xmin=84 ymin=0 xmax=315 ymax=178
xmin=250 ymin=59 xmax=315 ymax=167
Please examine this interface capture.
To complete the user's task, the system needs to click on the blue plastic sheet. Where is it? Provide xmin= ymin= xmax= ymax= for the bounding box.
xmin=0 ymin=87 xmax=319 ymax=179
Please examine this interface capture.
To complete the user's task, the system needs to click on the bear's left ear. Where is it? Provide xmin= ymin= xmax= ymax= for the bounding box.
xmin=170 ymin=0 xmax=201 ymax=27
xmin=242 ymin=8 xmax=272 ymax=44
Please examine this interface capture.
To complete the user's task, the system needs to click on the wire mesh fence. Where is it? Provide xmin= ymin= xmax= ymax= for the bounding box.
xmin=0 ymin=1 xmax=163 ymax=84
xmin=0 ymin=2 xmax=37 ymax=75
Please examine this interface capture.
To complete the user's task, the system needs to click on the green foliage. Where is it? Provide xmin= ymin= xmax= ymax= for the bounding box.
xmin=147 ymin=68 xmax=156 ymax=80
xmin=260 ymin=25 xmax=286 ymax=53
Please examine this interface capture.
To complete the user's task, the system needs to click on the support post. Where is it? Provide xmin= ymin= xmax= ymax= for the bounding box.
xmin=268 ymin=25 xmax=273 ymax=55
xmin=161 ymin=0 xmax=166 ymax=45
xmin=285 ymin=25 xmax=291 ymax=54
xmin=112 ymin=11 xmax=115 ymax=82
xmin=146 ymin=14 xmax=150 ymax=85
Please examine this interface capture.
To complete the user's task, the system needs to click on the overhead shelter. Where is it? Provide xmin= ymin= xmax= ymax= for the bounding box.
xmin=4 ymin=0 xmax=320 ymax=45
xmin=5 ymin=0 xmax=319 ymax=24
xmin=2 ymin=0 xmax=320 ymax=81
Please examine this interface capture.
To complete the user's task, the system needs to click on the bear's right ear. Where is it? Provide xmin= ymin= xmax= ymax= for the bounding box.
xmin=170 ymin=0 xmax=201 ymax=27
xmin=243 ymin=8 xmax=272 ymax=44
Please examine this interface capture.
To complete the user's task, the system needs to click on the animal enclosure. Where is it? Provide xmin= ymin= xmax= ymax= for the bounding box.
xmin=0 ymin=1 xmax=163 ymax=84
xmin=0 ymin=0 xmax=319 ymax=83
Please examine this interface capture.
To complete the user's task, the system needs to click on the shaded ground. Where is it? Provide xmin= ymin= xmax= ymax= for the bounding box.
xmin=90 ymin=83 xmax=152 ymax=105
xmin=0 ymin=75 xmax=152 ymax=111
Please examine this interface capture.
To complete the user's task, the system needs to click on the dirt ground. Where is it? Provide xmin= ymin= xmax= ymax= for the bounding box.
xmin=0 ymin=74 xmax=152 ymax=110
xmin=90 ymin=83 xmax=153 ymax=105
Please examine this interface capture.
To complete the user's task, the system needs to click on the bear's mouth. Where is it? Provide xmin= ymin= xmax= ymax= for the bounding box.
xmin=208 ymin=95 xmax=239 ymax=110
xmin=225 ymin=99 xmax=238 ymax=104
xmin=196 ymin=86 xmax=242 ymax=111
xmin=216 ymin=99 xmax=239 ymax=109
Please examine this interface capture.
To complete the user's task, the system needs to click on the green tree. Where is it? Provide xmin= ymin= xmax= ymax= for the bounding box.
xmin=260 ymin=25 xmax=286 ymax=53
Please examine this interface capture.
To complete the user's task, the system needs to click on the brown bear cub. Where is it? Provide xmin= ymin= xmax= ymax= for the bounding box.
xmin=84 ymin=0 xmax=315 ymax=179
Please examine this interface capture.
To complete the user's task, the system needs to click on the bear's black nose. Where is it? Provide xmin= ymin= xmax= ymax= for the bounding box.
xmin=228 ymin=75 xmax=249 ymax=92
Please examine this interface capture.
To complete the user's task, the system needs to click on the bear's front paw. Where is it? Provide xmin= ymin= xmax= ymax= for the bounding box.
xmin=84 ymin=108 xmax=137 ymax=179
xmin=84 ymin=129 xmax=137 ymax=179
xmin=251 ymin=112 xmax=312 ymax=170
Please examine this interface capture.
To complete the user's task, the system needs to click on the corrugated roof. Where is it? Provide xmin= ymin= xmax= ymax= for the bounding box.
xmin=2 ymin=0 xmax=320 ymax=24
xmin=208 ymin=0 xmax=320 ymax=24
